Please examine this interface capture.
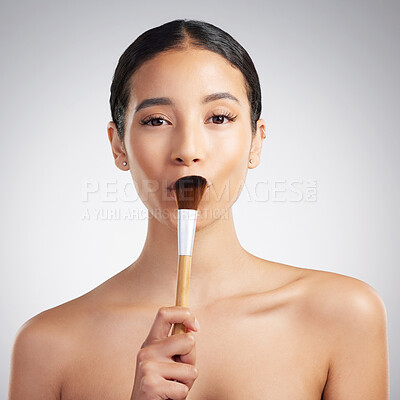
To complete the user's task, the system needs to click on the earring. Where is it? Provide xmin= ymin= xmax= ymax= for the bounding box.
xmin=122 ymin=161 xmax=127 ymax=166
xmin=250 ymin=159 xmax=253 ymax=164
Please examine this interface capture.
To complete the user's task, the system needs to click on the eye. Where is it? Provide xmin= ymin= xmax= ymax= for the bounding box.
xmin=139 ymin=111 xmax=238 ymax=127
xmin=207 ymin=112 xmax=238 ymax=125
xmin=139 ymin=115 xmax=169 ymax=127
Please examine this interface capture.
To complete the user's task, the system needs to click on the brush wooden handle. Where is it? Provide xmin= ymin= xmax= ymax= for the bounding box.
xmin=172 ymin=255 xmax=192 ymax=335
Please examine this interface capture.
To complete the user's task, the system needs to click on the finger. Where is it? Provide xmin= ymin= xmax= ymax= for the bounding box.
xmin=153 ymin=360 xmax=199 ymax=390
xmin=176 ymin=345 xmax=196 ymax=366
xmin=147 ymin=332 xmax=196 ymax=361
xmin=140 ymin=374 xmax=189 ymax=400
xmin=145 ymin=306 xmax=198 ymax=344
xmin=176 ymin=333 xmax=196 ymax=366
xmin=162 ymin=378 xmax=190 ymax=400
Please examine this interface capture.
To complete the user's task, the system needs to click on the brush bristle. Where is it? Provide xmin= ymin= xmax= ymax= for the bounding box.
xmin=173 ymin=175 xmax=208 ymax=210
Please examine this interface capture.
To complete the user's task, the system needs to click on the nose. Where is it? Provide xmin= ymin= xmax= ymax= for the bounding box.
xmin=170 ymin=125 xmax=205 ymax=166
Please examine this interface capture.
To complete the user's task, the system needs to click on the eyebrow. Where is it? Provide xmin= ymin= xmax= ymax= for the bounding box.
xmin=134 ymin=92 xmax=240 ymax=114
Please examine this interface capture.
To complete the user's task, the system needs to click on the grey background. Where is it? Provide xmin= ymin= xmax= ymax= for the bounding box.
xmin=0 ymin=0 xmax=398 ymax=397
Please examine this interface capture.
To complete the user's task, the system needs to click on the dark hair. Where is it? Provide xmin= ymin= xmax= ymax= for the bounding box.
xmin=109 ymin=19 xmax=262 ymax=142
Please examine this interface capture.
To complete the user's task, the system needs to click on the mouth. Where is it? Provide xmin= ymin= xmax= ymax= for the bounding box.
xmin=167 ymin=176 xmax=211 ymax=192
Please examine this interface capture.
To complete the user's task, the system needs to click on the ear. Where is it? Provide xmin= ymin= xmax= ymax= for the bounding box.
xmin=107 ymin=121 xmax=129 ymax=171
xmin=248 ymin=118 xmax=266 ymax=169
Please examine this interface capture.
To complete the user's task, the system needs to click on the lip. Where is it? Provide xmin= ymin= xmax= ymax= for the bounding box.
xmin=167 ymin=176 xmax=211 ymax=192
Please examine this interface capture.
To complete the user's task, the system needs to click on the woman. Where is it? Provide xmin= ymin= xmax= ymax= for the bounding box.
xmin=9 ymin=19 xmax=389 ymax=399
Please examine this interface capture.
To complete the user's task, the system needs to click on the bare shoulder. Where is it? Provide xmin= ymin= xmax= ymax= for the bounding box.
xmin=258 ymin=258 xmax=387 ymax=352
xmin=308 ymin=270 xmax=388 ymax=398
xmin=266 ymin=261 xmax=389 ymax=399
xmin=298 ymin=266 xmax=387 ymax=324
xmin=9 ymin=294 xmax=95 ymax=399
xmin=260 ymin=258 xmax=387 ymax=319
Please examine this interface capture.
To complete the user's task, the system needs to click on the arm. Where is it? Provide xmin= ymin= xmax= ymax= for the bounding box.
xmin=8 ymin=314 xmax=64 ymax=400
xmin=321 ymin=279 xmax=389 ymax=399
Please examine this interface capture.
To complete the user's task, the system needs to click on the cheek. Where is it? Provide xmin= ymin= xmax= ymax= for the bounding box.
xmin=217 ymin=128 xmax=249 ymax=170
xmin=127 ymin=136 xmax=169 ymax=201
xmin=129 ymin=136 xmax=166 ymax=178
xmin=211 ymin=131 xmax=250 ymax=202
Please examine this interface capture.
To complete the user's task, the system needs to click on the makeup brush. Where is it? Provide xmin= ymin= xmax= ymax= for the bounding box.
xmin=171 ymin=175 xmax=208 ymax=337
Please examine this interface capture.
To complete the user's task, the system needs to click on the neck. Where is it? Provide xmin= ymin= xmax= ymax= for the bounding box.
xmin=126 ymin=208 xmax=253 ymax=308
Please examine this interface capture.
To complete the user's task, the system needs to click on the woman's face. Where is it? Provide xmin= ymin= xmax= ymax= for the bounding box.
xmin=108 ymin=47 xmax=264 ymax=231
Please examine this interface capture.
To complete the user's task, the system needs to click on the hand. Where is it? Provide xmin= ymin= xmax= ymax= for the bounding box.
xmin=130 ymin=306 xmax=200 ymax=399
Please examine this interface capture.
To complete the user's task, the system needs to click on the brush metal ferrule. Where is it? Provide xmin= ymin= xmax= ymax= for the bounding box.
xmin=177 ymin=209 xmax=198 ymax=256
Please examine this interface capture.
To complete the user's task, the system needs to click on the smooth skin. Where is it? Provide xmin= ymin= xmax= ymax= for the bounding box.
xmin=9 ymin=43 xmax=389 ymax=399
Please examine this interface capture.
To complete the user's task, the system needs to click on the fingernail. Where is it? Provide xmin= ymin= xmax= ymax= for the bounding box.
xmin=194 ymin=317 xmax=200 ymax=331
